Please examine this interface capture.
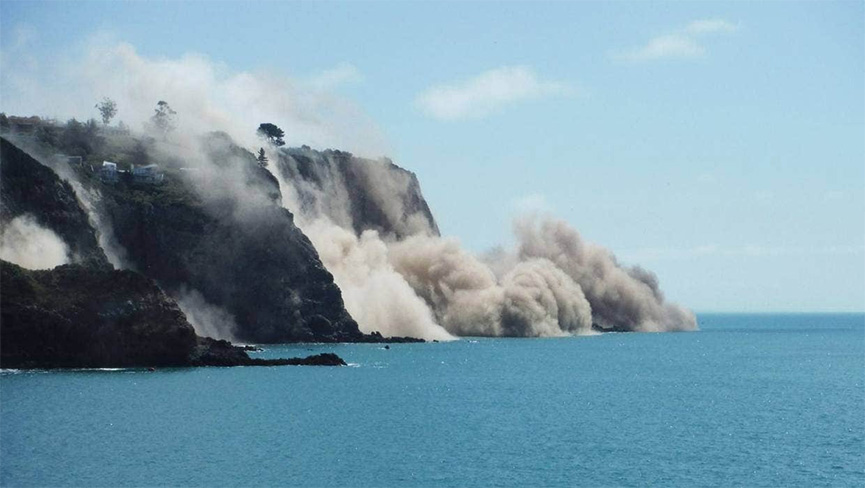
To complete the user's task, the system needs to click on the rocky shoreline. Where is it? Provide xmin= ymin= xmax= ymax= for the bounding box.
xmin=189 ymin=338 xmax=347 ymax=367
xmin=0 ymin=261 xmax=349 ymax=369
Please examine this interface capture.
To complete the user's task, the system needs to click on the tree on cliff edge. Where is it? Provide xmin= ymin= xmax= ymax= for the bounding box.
xmin=257 ymin=123 xmax=285 ymax=146
xmin=152 ymin=101 xmax=177 ymax=138
xmin=257 ymin=148 xmax=268 ymax=168
xmin=95 ymin=98 xmax=117 ymax=125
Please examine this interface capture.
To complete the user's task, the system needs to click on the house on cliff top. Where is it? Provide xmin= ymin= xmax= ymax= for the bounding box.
xmin=132 ymin=164 xmax=164 ymax=184
xmin=98 ymin=161 xmax=165 ymax=185
xmin=99 ymin=161 xmax=118 ymax=183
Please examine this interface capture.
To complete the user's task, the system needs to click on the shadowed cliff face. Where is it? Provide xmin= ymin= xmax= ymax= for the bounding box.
xmin=0 ymin=138 xmax=109 ymax=269
xmin=0 ymin=260 xmax=348 ymax=368
xmin=274 ymin=147 xmax=440 ymax=239
xmin=90 ymin=135 xmax=366 ymax=343
xmin=1 ymin=260 xmax=198 ymax=368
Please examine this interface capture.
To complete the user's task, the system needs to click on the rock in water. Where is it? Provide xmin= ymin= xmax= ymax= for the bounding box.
xmin=282 ymin=353 xmax=346 ymax=366
xmin=189 ymin=339 xmax=346 ymax=366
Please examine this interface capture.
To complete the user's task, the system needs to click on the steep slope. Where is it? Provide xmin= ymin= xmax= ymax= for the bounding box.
xmin=0 ymin=137 xmax=109 ymax=268
xmin=275 ymin=147 xmax=440 ymax=239
xmin=91 ymin=135 xmax=370 ymax=343
xmin=1 ymin=260 xmax=197 ymax=368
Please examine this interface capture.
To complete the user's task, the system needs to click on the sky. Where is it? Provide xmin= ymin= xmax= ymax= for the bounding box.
xmin=1 ymin=1 xmax=863 ymax=313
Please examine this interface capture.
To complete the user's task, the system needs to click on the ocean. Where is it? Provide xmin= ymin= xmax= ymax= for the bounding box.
xmin=1 ymin=314 xmax=863 ymax=487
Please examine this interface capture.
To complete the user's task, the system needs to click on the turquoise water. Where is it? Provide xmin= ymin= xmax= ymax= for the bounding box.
xmin=2 ymin=314 xmax=863 ymax=487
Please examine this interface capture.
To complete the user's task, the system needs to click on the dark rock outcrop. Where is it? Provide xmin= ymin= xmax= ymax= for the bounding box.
xmin=276 ymin=147 xmax=440 ymax=239
xmin=190 ymin=340 xmax=346 ymax=366
xmin=0 ymin=260 xmax=347 ymax=369
xmin=0 ymin=137 xmax=109 ymax=268
xmin=284 ymin=352 xmax=346 ymax=366
xmin=190 ymin=337 xmax=345 ymax=366
xmin=591 ymin=322 xmax=629 ymax=333
xmin=355 ymin=331 xmax=424 ymax=343
xmin=1 ymin=260 xmax=198 ymax=368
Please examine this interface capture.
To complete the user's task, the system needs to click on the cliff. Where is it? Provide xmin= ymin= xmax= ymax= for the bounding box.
xmin=0 ymin=138 xmax=109 ymax=268
xmin=1 ymin=260 xmax=197 ymax=368
xmin=88 ymin=135 xmax=370 ymax=343
xmin=275 ymin=147 xmax=440 ymax=239
xmin=0 ymin=260 xmax=346 ymax=368
xmin=0 ymin=138 xmax=354 ymax=363
xmin=0 ymin=134 xmax=427 ymax=345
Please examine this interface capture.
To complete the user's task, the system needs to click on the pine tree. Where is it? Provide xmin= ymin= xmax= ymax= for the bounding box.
xmin=256 ymin=123 xmax=285 ymax=146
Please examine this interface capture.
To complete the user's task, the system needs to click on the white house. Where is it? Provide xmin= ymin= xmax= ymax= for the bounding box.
xmin=132 ymin=164 xmax=164 ymax=184
xmin=99 ymin=161 xmax=118 ymax=183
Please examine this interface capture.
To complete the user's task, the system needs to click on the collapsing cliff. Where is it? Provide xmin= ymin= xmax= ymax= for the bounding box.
xmin=0 ymin=136 xmax=351 ymax=366
xmin=2 ymin=125 xmax=695 ymax=345
xmin=0 ymin=138 xmax=109 ymax=269
xmin=275 ymin=147 xmax=439 ymax=239
xmin=269 ymin=144 xmax=697 ymax=339
xmin=0 ymin=135 xmax=380 ymax=347
xmin=93 ymin=134 xmax=367 ymax=343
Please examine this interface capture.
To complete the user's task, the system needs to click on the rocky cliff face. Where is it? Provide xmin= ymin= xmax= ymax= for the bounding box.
xmin=275 ymin=147 xmax=439 ymax=239
xmin=0 ymin=138 xmax=109 ymax=268
xmin=0 ymin=135 xmax=425 ymax=345
xmin=0 ymin=260 xmax=346 ymax=368
xmin=1 ymin=260 xmax=198 ymax=368
xmin=90 ymin=135 xmax=368 ymax=343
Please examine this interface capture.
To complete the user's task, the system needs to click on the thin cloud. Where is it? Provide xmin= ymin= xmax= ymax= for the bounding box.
xmin=685 ymin=19 xmax=738 ymax=35
xmin=623 ymin=34 xmax=705 ymax=61
xmin=305 ymin=62 xmax=363 ymax=91
xmin=512 ymin=193 xmax=554 ymax=214
xmin=615 ymin=18 xmax=738 ymax=63
xmin=415 ymin=66 xmax=575 ymax=121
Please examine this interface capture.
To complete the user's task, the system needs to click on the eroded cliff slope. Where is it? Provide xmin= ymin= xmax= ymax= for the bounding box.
xmin=85 ymin=135 xmax=369 ymax=343
xmin=0 ymin=138 xmax=109 ymax=268
xmin=275 ymin=147 xmax=440 ymax=238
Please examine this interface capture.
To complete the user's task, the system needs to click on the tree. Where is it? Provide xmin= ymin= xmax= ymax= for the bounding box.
xmin=257 ymin=148 xmax=269 ymax=168
xmin=131 ymin=140 xmax=150 ymax=165
xmin=256 ymin=123 xmax=285 ymax=146
xmin=61 ymin=118 xmax=103 ymax=157
xmin=151 ymin=100 xmax=177 ymax=137
xmin=35 ymin=125 xmax=59 ymax=147
xmin=95 ymin=98 xmax=118 ymax=125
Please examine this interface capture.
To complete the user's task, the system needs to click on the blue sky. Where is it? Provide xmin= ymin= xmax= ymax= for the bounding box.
xmin=1 ymin=1 xmax=863 ymax=312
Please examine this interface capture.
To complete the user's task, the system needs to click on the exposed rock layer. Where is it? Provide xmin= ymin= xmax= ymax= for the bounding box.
xmin=276 ymin=147 xmax=440 ymax=238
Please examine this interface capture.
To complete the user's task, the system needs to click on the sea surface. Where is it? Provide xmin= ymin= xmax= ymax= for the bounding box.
xmin=1 ymin=313 xmax=863 ymax=487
